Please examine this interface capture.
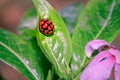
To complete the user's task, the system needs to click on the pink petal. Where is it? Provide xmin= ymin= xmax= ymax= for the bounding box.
xmin=86 ymin=50 xmax=112 ymax=68
xmin=114 ymin=64 xmax=120 ymax=80
xmin=80 ymin=55 xmax=115 ymax=80
xmin=85 ymin=39 xmax=109 ymax=58
xmin=109 ymin=48 xmax=120 ymax=64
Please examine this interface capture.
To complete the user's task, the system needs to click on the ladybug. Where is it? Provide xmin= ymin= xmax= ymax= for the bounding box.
xmin=39 ymin=18 xmax=54 ymax=36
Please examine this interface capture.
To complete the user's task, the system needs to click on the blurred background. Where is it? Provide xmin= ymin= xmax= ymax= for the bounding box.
xmin=0 ymin=0 xmax=120 ymax=80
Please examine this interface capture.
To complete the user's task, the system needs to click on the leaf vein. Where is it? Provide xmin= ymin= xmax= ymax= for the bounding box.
xmin=95 ymin=1 xmax=115 ymax=39
xmin=0 ymin=42 xmax=39 ymax=80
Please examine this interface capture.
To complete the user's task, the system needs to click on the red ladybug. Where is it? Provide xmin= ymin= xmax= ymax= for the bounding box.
xmin=39 ymin=18 xmax=54 ymax=35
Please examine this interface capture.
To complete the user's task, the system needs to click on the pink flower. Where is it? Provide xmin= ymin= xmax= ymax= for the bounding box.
xmin=80 ymin=40 xmax=120 ymax=80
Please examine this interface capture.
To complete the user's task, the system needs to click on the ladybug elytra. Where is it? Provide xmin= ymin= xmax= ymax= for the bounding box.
xmin=39 ymin=18 xmax=54 ymax=35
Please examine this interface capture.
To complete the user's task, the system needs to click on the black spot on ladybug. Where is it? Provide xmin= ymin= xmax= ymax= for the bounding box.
xmin=39 ymin=18 xmax=54 ymax=36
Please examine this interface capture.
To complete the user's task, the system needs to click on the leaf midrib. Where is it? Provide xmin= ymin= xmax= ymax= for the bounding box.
xmin=47 ymin=41 xmax=63 ymax=73
xmin=94 ymin=1 xmax=115 ymax=39
xmin=0 ymin=42 xmax=39 ymax=80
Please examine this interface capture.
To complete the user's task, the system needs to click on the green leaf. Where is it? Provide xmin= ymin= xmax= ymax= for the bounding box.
xmin=46 ymin=68 xmax=59 ymax=80
xmin=59 ymin=2 xmax=83 ymax=35
xmin=32 ymin=0 xmax=72 ymax=79
xmin=0 ymin=28 xmax=44 ymax=80
xmin=71 ymin=0 xmax=120 ymax=78
xmin=46 ymin=70 xmax=52 ymax=80
xmin=19 ymin=2 xmax=83 ymax=79
xmin=18 ymin=27 xmax=51 ymax=79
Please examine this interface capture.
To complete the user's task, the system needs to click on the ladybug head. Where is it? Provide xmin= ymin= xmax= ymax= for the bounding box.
xmin=39 ymin=18 xmax=54 ymax=36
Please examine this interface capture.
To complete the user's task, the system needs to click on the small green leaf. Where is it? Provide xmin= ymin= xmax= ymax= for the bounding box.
xmin=71 ymin=0 xmax=120 ymax=78
xmin=46 ymin=70 xmax=52 ymax=80
xmin=0 ymin=28 xmax=44 ymax=80
xmin=32 ymin=0 xmax=72 ymax=79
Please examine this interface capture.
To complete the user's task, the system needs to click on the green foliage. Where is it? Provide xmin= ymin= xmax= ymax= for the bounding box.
xmin=71 ymin=0 xmax=120 ymax=78
xmin=0 ymin=28 xmax=44 ymax=80
xmin=32 ymin=0 xmax=72 ymax=79
xmin=0 ymin=0 xmax=120 ymax=80
xmin=18 ymin=27 xmax=51 ymax=79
